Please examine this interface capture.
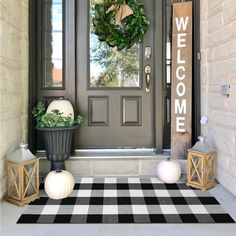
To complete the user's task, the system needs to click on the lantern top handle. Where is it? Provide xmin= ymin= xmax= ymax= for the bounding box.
xmin=198 ymin=136 xmax=206 ymax=142
xmin=20 ymin=143 xmax=28 ymax=150
xmin=191 ymin=135 xmax=215 ymax=153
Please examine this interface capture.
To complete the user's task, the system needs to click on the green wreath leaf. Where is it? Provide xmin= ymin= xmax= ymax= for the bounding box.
xmin=92 ymin=0 xmax=149 ymax=51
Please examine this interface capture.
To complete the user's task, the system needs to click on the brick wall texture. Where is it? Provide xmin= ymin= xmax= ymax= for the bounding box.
xmin=0 ymin=0 xmax=29 ymax=201
xmin=201 ymin=0 xmax=236 ymax=196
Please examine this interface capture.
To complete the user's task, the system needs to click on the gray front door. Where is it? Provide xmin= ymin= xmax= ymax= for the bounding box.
xmin=75 ymin=0 xmax=161 ymax=148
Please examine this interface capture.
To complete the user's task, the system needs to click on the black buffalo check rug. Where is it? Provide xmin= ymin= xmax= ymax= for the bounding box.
xmin=17 ymin=177 xmax=235 ymax=224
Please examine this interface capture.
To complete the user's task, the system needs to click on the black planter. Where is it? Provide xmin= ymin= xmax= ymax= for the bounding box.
xmin=37 ymin=126 xmax=79 ymax=171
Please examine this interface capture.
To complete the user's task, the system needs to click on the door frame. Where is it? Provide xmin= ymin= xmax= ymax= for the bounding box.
xmin=28 ymin=0 xmax=200 ymax=153
xmin=28 ymin=0 xmax=76 ymax=151
xmin=154 ymin=0 xmax=163 ymax=151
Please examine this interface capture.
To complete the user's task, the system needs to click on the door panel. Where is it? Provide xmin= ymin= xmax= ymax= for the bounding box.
xmin=88 ymin=96 xmax=109 ymax=126
xmin=75 ymin=0 xmax=156 ymax=148
xmin=121 ymin=96 xmax=142 ymax=126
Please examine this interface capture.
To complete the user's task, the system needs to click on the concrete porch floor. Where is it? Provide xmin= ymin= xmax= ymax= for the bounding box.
xmin=1 ymin=178 xmax=236 ymax=236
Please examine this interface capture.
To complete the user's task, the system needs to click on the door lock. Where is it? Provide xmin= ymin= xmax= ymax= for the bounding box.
xmin=144 ymin=65 xmax=151 ymax=93
xmin=145 ymin=46 xmax=152 ymax=59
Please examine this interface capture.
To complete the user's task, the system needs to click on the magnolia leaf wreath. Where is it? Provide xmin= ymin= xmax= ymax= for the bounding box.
xmin=92 ymin=0 xmax=150 ymax=51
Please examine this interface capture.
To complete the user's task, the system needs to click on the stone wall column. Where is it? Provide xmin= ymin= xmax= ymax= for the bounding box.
xmin=200 ymin=0 xmax=236 ymax=196
xmin=0 ymin=0 xmax=29 ymax=201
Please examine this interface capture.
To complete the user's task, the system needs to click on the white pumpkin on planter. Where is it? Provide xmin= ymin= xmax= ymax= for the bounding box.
xmin=157 ymin=158 xmax=181 ymax=183
xmin=46 ymin=100 xmax=74 ymax=119
xmin=45 ymin=170 xmax=75 ymax=200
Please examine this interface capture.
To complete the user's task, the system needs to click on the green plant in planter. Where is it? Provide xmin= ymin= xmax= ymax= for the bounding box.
xmin=32 ymin=102 xmax=84 ymax=128
xmin=32 ymin=101 xmax=84 ymax=171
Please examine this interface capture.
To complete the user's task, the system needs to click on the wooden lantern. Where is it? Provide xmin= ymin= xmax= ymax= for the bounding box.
xmin=186 ymin=136 xmax=216 ymax=191
xmin=7 ymin=144 xmax=40 ymax=206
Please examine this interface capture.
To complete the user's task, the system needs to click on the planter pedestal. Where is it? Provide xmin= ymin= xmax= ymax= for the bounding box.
xmin=51 ymin=161 xmax=65 ymax=171
xmin=37 ymin=126 xmax=79 ymax=171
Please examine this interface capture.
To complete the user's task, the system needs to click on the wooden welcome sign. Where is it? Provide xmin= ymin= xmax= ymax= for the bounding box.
xmin=171 ymin=2 xmax=192 ymax=158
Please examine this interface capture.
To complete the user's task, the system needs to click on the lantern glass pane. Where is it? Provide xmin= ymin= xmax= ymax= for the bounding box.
xmin=23 ymin=163 xmax=38 ymax=197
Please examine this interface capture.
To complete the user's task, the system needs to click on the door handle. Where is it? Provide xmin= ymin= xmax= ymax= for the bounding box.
xmin=144 ymin=65 xmax=151 ymax=93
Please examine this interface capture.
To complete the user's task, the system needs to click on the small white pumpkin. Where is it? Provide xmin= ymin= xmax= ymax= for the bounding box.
xmin=157 ymin=158 xmax=181 ymax=183
xmin=46 ymin=100 xmax=74 ymax=119
xmin=45 ymin=170 xmax=75 ymax=200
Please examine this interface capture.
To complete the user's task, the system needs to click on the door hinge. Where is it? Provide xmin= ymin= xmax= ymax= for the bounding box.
xmin=197 ymin=52 xmax=201 ymax=61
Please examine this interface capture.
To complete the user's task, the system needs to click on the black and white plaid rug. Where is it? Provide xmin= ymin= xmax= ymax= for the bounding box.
xmin=17 ymin=177 xmax=235 ymax=224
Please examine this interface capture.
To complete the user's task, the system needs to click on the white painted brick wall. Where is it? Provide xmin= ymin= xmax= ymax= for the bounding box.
xmin=0 ymin=0 xmax=29 ymax=201
xmin=201 ymin=0 xmax=236 ymax=196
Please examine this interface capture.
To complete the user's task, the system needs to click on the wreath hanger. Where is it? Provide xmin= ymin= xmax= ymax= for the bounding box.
xmin=106 ymin=3 xmax=133 ymax=27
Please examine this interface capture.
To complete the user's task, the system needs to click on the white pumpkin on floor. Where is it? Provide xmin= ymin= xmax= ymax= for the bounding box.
xmin=45 ymin=170 xmax=75 ymax=200
xmin=46 ymin=100 xmax=74 ymax=119
xmin=157 ymin=158 xmax=181 ymax=183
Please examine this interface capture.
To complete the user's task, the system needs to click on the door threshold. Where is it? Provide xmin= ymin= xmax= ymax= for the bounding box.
xmin=36 ymin=149 xmax=171 ymax=159
xmin=74 ymin=148 xmax=170 ymax=158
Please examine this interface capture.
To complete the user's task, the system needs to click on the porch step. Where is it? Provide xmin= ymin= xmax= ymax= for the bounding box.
xmin=38 ymin=149 xmax=187 ymax=177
